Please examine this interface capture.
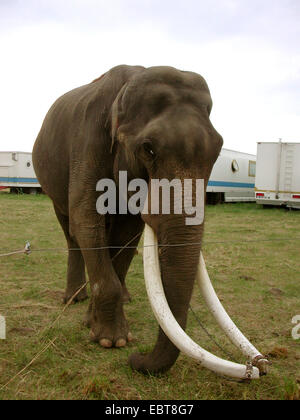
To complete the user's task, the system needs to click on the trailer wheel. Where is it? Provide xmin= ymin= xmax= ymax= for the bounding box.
xmin=10 ymin=187 xmax=23 ymax=194
xmin=21 ymin=187 xmax=38 ymax=195
xmin=206 ymin=192 xmax=224 ymax=205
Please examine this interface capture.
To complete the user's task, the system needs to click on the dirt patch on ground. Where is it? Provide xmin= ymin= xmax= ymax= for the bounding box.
xmin=267 ymin=347 xmax=289 ymax=359
xmin=9 ymin=327 xmax=35 ymax=336
xmin=42 ymin=289 xmax=65 ymax=301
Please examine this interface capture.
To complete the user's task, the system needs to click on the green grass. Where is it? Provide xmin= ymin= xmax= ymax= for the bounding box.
xmin=0 ymin=192 xmax=299 ymax=400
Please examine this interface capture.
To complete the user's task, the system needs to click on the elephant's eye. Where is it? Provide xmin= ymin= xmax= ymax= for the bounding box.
xmin=142 ymin=140 xmax=156 ymax=159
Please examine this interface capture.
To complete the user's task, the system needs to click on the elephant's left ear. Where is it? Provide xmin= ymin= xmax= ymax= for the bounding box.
xmin=108 ymin=84 xmax=128 ymax=153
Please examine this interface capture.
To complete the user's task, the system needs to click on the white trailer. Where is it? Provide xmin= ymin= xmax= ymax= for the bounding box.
xmin=255 ymin=141 xmax=300 ymax=209
xmin=207 ymin=148 xmax=256 ymax=204
xmin=0 ymin=151 xmax=41 ymax=193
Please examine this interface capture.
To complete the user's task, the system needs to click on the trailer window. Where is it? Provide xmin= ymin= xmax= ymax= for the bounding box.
xmin=249 ymin=160 xmax=256 ymax=177
xmin=231 ymin=160 xmax=239 ymax=172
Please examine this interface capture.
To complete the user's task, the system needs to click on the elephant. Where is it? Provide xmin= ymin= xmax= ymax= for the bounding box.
xmin=32 ymin=64 xmax=227 ymax=374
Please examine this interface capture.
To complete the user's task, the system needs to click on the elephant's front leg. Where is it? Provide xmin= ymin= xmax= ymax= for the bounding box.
xmin=73 ymin=223 xmax=131 ymax=348
xmin=108 ymin=214 xmax=145 ymax=303
xmin=85 ymin=246 xmax=131 ymax=347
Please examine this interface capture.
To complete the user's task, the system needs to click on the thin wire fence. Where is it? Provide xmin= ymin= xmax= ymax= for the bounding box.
xmin=1 ymin=237 xmax=300 ymax=259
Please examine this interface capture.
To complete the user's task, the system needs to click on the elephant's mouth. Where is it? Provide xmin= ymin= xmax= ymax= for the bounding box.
xmin=143 ymin=224 xmax=269 ymax=380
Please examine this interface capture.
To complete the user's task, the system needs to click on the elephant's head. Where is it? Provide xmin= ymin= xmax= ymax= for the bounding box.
xmin=111 ymin=66 xmax=222 ymax=180
xmin=108 ymin=66 xmax=223 ymax=373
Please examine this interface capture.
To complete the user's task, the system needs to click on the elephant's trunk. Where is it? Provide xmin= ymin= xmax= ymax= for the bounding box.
xmin=129 ymin=217 xmax=203 ymax=373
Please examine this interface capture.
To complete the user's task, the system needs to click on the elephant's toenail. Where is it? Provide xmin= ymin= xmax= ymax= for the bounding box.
xmin=115 ymin=338 xmax=126 ymax=348
xmin=89 ymin=331 xmax=96 ymax=341
xmin=100 ymin=338 xmax=113 ymax=348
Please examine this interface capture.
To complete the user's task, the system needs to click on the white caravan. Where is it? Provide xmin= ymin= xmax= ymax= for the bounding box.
xmin=207 ymin=148 xmax=256 ymax=204
xmin=0 ymin=151 xmax=40 ymax=193
xmin=255 ymin=141 xmax=300 ymax=209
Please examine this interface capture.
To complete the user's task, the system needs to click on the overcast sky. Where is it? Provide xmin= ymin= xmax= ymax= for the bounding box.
xmin=0 ymin=0 xmax=299 ymax=155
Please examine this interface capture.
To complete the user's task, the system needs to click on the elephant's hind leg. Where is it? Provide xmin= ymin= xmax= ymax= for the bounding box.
xmin=53 ymin=205 xmax=88 ymax=304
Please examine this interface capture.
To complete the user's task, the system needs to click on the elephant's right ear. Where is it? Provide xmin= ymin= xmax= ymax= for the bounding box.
xmin=107 ymin=84 xmax=128 ymax=153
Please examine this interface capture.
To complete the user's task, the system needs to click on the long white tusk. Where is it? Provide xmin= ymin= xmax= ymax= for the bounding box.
xmin=197 ymin=253 xmax=269 ymax=375
xmin=143 ymin=224 xmax=260 ymax=380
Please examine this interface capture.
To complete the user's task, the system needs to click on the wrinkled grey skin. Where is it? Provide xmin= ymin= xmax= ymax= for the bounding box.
xmin=33 ymin=65 xmax=223 ymax=374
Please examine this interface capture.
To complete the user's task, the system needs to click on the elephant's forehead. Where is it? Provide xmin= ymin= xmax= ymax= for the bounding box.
xmin=145 ymin=66 xmax=208 ymax=89
xmin=123 ymin=72 xmax=212 ymax=114
xmin=126 ymin=66 xmax=210 ymax=95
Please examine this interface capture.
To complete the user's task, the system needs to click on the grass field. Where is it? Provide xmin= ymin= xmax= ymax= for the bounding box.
xmin=0 ymin=192 xmax=299 ymax=400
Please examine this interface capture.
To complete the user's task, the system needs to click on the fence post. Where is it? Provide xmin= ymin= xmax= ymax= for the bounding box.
xmin=0 ymin=315 xmax=6 ymax=339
